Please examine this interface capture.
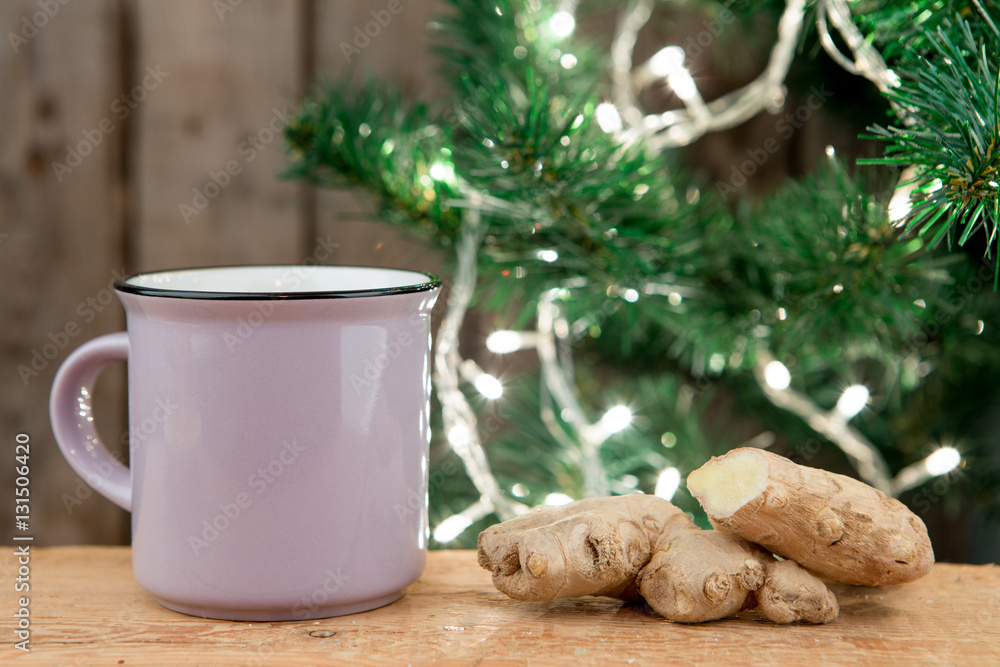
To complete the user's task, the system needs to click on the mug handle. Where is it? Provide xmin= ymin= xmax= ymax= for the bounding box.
xmin=49 ymin=332 xmax=131 ymax=511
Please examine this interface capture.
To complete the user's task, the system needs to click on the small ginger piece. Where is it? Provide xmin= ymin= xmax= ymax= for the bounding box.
xmin=478 ymin=494 xmax=838 ymax=624
xmin=757 ymin=559 xmax=839 ymax=624
xmin=687 ymin=447 xmax=934 ymax=587
xmin=477 ymin=495 xmax=688 ymax=601
xmin=636 ymin=521 xmax=836 ymax=624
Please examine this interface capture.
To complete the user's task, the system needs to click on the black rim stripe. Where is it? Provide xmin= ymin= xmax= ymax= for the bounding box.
xmin=113 ymin=265 xmax=441 ymax=300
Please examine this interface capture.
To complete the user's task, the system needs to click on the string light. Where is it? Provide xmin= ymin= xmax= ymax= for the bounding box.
xmin=821 ymin=0 xmax=900 ymax=94
xmin=888 ymin=187 xmax=915 ymax=224
xmin=549 ymin=11 xmax=575 ymax=38
xmin=434 ymin=198 xmax=529 ymax=522
xmin=433 ymin=514 xmax=473 ymax=543
xmin=888 ymin=166 xmax=926 ymax=225
xmin=486 ymin=330 xmax=536 ymax=354
xmin=611 ymin=0 xmax=809 ymax=148
xmin=447 ymin=424 xmax=470 ymax=447
xmin=426 ymin=2 xmax=962 ymax=531
xmin=764 ymin=360 xmax=792 ymax=391
xmin=474 ymin=373 xmax=504 ymax=400
xmin=429 ymin=161 xmax=455 ymax=182
xmin=890 ymin=446 xmax=963 ymax=495
xmin=649 ymin=46 xmax=685 ymax=78
xmin=835 ymin=384 xmax=870 ymax=420
xmin=654 ymin=467 xmax=681 ymax=500
xmin=666 ymin=66 xmax=699 ymax=103
xmin=536 ymin=292 xmax=611 ymax=496
xmin=595 ymin=102 xmax=623 ymax=134
xmin=600 ymin=405 xmax=633 ymax=434
xmin=620 ymin=474 xmax=639 ymax=489
xmin=459 ymin=359 xmax=504 ymax=399
xmin=755 ymin=349 xmax=893 ymax=494
xmin=925 ymin=446 xmax=961 ymax=476
xmin=708 ymin=353 xmax=725 ymax=374
xmin=545 ymin=492 xmax=575 ymax=506
xmin=432 ymin=498 xmax=493 ymax=543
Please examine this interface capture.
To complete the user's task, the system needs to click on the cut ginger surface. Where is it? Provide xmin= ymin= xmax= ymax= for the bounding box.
xmin=686 ymin=448 xmax=769 ymax=519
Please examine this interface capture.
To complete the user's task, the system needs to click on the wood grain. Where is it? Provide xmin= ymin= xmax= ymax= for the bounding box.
xmin=131 ymin=0 xmax=306 ymax=268
xmin=311 ymin=0 xmax=446 ymax=277
xmin=1 ymin=547 xmax=997 ymax=665
xmin=0 ymin=0 xmax=129 ymax=546
xmin=0 ymin=0 xmax=447 ymax=549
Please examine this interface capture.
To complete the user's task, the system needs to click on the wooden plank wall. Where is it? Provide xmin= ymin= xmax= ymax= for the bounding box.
xmin=0 ymin=0 xmax=859 ymax=549
xmin=1 ymin=0 xmax=127 ymax=545
xmin=0 ymin=0 xmax=444 ymax=545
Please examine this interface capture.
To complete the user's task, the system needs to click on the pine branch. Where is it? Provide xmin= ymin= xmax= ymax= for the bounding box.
xmin=283 ymin=80 xmax=464 ymax=245
xmin=859 ymin=19 xmax=1000 ymax=281
xmin=856 ymin=0 xmax=1000 ymax=59
xmin=285 ymin=2 xmax=980 ymax=383
xmin=435 ymin=0 xmax=707 ymax=295
xmin=284 ymin=1 xmax=1000 ymax=531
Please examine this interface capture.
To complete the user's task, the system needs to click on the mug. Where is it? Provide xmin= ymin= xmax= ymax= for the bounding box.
xmin=50 ymin=265 xmax=440 ymax=621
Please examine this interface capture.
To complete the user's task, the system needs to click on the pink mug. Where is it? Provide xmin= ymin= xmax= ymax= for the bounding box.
xmin=50 ymin=265 xmax=440 ymax=621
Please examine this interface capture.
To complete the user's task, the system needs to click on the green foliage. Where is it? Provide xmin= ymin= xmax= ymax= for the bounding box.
xmin=855 ymin=0 xmax=1000 ymax=59
xmin=285 ymin=0 xmax=1000 ymax=549
xmin=731 ymin=162 xmax=953 ymax=362
xmin=284 ymin=81 xmax=463 ymax=245
xmin=861 ymin=19 xmax=1000 ymax=279
xmin=428 ymin=365 xmax=731 ymax=546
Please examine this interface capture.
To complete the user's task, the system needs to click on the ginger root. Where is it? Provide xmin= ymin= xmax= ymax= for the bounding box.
xmin=478 ymin=449 xmax=934 ymax=623
xmin=686 ymin=447 xmax=934 ymax=587
xmin=476 ymin=495 xmax=675 ymax=601
xmin=637 ymin=524 xmax=837 ymax=623
xmin=478 ymin=494 xmax=837 ymax=624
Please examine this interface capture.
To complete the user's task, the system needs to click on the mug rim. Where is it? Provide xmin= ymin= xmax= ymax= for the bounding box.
xmin=114 ymin=264 xmax=442 ymax=301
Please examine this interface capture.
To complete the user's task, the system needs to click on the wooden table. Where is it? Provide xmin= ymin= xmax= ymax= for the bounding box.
xmin=2 ymin=547 xmax=998 ymax=665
